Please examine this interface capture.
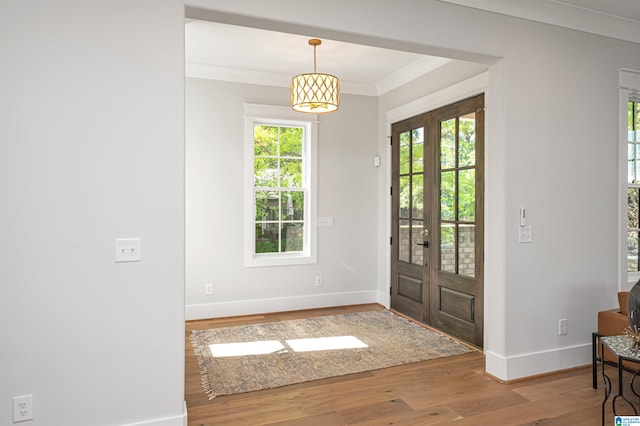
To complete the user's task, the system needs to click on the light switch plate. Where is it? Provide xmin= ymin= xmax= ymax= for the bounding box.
xmin=519 ymin=226 xmax=532 ymax=244
xmin=317 ymin=217 xmax=334 ymax=227
xmin=114 ymin=238 xmax=141 ymax=262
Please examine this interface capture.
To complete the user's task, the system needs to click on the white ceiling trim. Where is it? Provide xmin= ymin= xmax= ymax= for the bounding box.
xmin=438 ymin=0 xmax=640 ymax=44
xmin=376 ymin=56 xmax=453 ymax=96
xmin=186 ymin=55 xmax=453 ymax=97
xmin=185 ymin=62 xmax=379 ymax=96
xmin=385 ymin=72 xmax=489 ymax=131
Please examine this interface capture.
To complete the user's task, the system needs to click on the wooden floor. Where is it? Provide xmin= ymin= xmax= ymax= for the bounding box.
xmin=185 ymin=304 xmax=627 ymax=425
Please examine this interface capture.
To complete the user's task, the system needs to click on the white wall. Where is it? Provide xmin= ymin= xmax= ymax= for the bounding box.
xmin=0 ymin=1 xmax=186 ymax=425
xmin=186 ymin=78 xmax=379 ymax=319
xmin=4 ymin=3 xmax=640 ymax=423
xmin=187 ymin=0 xmax=640 ymax=380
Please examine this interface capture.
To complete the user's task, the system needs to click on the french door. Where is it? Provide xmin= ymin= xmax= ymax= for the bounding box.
xmin=391 ymin=94 xmax=484 ymax=347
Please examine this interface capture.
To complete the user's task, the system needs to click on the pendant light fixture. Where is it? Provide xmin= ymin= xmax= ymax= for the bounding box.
xmin=290 ymin=38 xmax=340 ymax=114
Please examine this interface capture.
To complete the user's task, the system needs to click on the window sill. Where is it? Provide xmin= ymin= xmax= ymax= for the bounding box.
xmin=245 ymin=252 xmax=317 ymax=268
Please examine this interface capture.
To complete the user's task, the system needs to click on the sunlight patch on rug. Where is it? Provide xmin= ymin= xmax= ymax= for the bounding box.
xmin=190 ymin=310 xmax=472 ymax=399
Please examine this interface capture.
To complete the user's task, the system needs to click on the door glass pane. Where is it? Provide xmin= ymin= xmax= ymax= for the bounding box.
xmin=458 ymin=224 xmax=475 ymax=278
xmin=412 ymin=128 xmax=424 ymax=173
xmin=399 ymin=176 xmax=410 ymax=218
xmin=400 ymin=131 xmax=410 ymax=174
xmin=440 ymin=223 xmax=455 ymax=273
xmin=458 ymin=169 xmax=475 ymax=222
xmin=440 ymin=171 xmax=456 ymax=221
xmin=282 ymin=223 xmax=303 ymax=252
xmin=439 ymin=110 xmax=478 ymax=277
xmin=458 ymin=113 xmax=475 ymax=167
xmin=255 ymin=191 xmax=279 ymax=221
xmin=412 ymin=174 xmax=423 ymax=218
xmin=411 ymin=220 xmax=423 ymax=265
xmin=441 ymin=119 xmax=456 ymax=169
xmin=399 ymin=219 xmax=410 ymax=263
xmin=255 ymin=223 xmax=279 ymax=253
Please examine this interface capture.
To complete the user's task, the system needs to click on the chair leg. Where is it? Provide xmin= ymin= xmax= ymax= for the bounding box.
xmin=592 ymin=332 xmax=598 ymax=389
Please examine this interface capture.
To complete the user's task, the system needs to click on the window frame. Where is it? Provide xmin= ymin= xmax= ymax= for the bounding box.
xmin=619 ymin=70 xmax=640 ymax=287
xmin=243 ymin=104 xmax=318 ymax=267
xmin=628 ymin=101 xmax=640 ymax=282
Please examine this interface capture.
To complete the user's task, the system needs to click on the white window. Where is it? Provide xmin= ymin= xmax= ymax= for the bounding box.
xmin=244 ymin=104 xmax=317 ymax=267
xmin=628 ymin=101 xmax=640 ymax=279
xmin=620 ymin=70 xmax=640 ymax=286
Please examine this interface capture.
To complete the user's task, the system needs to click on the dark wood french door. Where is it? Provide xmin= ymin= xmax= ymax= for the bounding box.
xmin=391 ymin=94 xmax=484 ymax=347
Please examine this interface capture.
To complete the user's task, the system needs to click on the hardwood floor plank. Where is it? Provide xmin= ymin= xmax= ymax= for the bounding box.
xmin=349 ymin=404 xmax=461 ymax=426
xmin=185 ymin=304 xmax=608 ymax=425
xmin=265 ymin=411 xmax=347 ymax=426
xmin=336 ymin=398 xmax=414 ymax=424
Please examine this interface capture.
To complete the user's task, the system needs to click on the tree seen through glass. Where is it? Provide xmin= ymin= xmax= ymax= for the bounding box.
xmin=254 ymin=124 xmax=305 ymax=254
xmin=440 ymin=114 xmax=476 ymax=277
xmin=628 ymin=102 xmax=640 ymax=271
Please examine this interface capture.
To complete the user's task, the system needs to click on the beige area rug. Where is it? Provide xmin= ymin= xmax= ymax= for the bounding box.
xmin=190 ymin=309 xmax=472 ymax=399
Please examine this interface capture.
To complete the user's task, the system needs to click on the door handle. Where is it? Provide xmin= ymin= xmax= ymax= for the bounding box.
xmin=416 ymin=241 xmax=429 ymax=248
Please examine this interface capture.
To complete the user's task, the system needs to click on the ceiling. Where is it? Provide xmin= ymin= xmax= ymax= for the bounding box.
xmin=185 ymin=1 xmax=640 ymax=97
xmin=185 ymin=20 xmax=451 ymax=97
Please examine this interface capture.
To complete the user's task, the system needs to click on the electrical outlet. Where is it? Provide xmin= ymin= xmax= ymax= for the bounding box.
xmin=205 ymin=283 xmax=213 ymax=295
xmin=559 ymin=318 xmax=568 ymax=335
xmin=315 ymin=276 xmax=323 ymax=287
xmin=13 ymin=394 xmax=33 ymax=423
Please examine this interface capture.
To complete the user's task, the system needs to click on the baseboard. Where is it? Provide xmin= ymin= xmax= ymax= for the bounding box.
xmin=485 ymin=342 xmax=592 ymax=381
xmin=185 ymin=290 xmax=379 ymax=320
xmin=377 ymin=289 xmax=390 ymax=308
xmin=120 ymin=402 xmax=187 ymax=426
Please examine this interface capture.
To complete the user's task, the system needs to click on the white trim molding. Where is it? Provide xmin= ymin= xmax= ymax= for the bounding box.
xmin=385 ymin=71 xmax=489 ymax=131
xmin=485 ymin=343 xmax=591 ymax=381
xmin=619 ymin=69 xmax=640 ymax=290
xmin=243 ymin=104 xmax=318 ymax=267
xmin=186 ymin=291 xmax=378 ymax=321
xmin=119 ymin=402 xmax=188 ymax=426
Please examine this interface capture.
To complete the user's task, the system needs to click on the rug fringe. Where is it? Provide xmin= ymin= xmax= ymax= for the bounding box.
xmin=190 ymin=331 xmax=217 ymax=400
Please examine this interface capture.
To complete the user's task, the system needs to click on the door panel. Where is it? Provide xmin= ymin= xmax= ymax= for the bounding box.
xmin=439 ymin=287 xmax=474 ymax=323
xmin=391 ymin=94 xmax=484 ymax=347
xmin=398 ymin=274 xmax=423 ymax=303
xmin=430 ymin=95 xmax=484 ymax=347
xmin=391 ymin=116 xmax=428 ymax=323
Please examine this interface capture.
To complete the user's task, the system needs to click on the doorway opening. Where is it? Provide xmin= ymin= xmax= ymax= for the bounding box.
xmin=391 ymin=94 xmax=484 ymax=348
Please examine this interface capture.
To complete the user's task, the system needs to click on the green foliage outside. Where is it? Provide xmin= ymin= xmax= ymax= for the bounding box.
xmin=628 ymin=102 xmax=640 ymax=271
xmin=253 ymin=124 xmax=305 ymax=254
xmin=398 ymin=118 xmax=476 ymax=224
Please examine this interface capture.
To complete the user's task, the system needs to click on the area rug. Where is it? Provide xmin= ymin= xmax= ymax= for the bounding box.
xmin=190 ymin=310 xmax=472 ymax=399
